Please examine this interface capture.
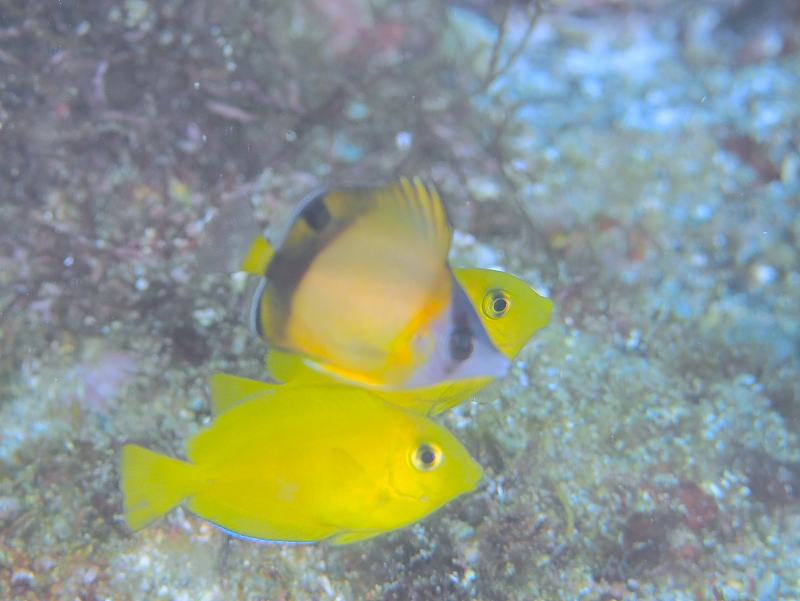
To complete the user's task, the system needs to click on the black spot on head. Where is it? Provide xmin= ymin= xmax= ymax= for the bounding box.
xmin=449 ymin=329 xmax=474 ymax=361
xmin=300 ymin=194 xmax=331 ymax=231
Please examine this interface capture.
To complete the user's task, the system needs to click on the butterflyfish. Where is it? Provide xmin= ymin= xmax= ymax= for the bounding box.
xmin=240 ymin=261 xmax=552 ymax=414
xmin=245 ymin=178 xmax=509 ymax=391
xmin=120 ymin=382 xmax=483 ymax=544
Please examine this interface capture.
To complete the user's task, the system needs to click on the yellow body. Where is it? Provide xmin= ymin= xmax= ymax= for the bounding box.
xmin=121 ymin=383 xmax=482 ymax=544
xmin=249 ymin=178 xmax=509 ymax=390
xmin=259 ymin=268 xmax=553 ymax=414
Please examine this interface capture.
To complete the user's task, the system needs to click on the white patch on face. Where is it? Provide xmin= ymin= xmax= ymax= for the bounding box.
xmin=403 ymin=290 xmax=509 ymax=390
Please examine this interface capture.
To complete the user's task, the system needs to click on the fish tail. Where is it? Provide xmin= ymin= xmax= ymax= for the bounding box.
xmin=120 ymin=444 xmax=196 ymax=531
xmin=240 ymin=236 xmax=274 ymax=275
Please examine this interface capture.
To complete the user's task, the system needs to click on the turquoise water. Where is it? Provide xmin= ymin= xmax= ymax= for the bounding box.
xmin=1 ymin=1 xmax=798 ymax=599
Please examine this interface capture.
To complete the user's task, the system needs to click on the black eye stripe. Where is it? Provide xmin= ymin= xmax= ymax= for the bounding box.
xmin=449 ymin=329 xmax=474 ymax=361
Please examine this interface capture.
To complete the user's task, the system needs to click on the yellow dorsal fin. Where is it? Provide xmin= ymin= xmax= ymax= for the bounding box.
xmin=407 ymin=177 xmax=451 ymax=256
xmin=385 ymin=177 xmax=452 ymax=259
xmin=208 ymin=372 xmax=278 ymax=415
xmin=240 ymin=236 xmax=275 ymax=275
xmin=280 ymin=177 xmax=453 ymax=263
xmin=330 ymin=176 xmax=452 ymax=260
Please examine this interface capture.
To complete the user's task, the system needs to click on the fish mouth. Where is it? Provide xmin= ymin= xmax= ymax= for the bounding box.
xmin=465 ymin=461 xmax=484 ymax=491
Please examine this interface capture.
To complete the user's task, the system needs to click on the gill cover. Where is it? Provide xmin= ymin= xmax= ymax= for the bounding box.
xmin=403 ymin=272 xmax=509 ymax=389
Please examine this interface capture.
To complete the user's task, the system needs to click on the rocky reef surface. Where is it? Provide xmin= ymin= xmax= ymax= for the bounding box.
xmin=1 ymin=1 xmax=798 ymax=599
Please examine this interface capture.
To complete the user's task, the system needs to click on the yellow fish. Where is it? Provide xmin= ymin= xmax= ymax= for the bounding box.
xmin=247 ymin=178 xmax=509 ymax=391
xmin=120 ymin=382 xmax=482 ymax=545
xmin=242 ymin=263 xmax=552 ymax=414
xmin=454 ymin=268 xmax=552 ymax=359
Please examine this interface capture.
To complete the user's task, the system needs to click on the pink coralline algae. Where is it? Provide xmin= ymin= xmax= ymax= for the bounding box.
xmin=69 ymin=349 xmax=138 ymax=412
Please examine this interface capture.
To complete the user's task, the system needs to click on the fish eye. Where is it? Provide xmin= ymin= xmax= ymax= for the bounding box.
xmin=482 ymin=289 xmax=511 ymax=319
xmin=449 ymin=329 xmax=474 ymax=361
xmin=411 ymin=443 xmax=442 ymax=471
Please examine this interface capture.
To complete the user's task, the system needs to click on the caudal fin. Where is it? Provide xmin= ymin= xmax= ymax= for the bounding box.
xmin=120 ymin=444 xmax=196 ymax=531
xmin=240 ymin=236 xmax=274 ymax=275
